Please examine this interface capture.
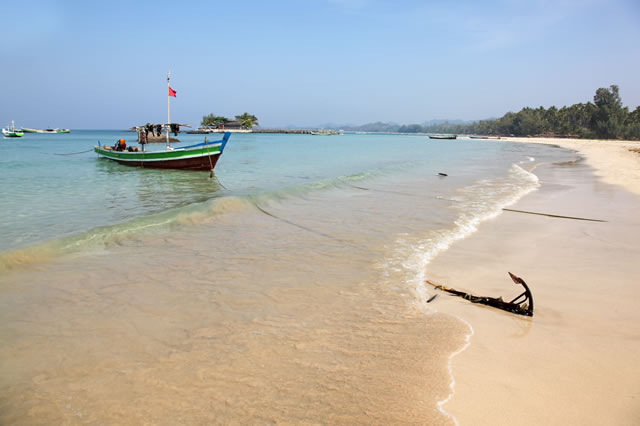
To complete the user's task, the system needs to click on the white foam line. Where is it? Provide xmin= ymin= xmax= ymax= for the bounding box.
xmin=411 ymin=165 xmax=539 ymax=306
xmin=411 ymin=165 xmax=539 ymax=422
xmin=437 ymin=317 xmax=474 ymax=426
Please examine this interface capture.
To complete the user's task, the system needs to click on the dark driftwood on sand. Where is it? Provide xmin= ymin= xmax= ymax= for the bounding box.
xmin=426 ymin=272 xmax=534 ymax=317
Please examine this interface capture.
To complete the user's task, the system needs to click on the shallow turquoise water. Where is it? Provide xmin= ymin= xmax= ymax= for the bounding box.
xmin=0 ymin=130 xmax=579 ymax=423
xmin=0 ymin=131 xmax=571 ymax=253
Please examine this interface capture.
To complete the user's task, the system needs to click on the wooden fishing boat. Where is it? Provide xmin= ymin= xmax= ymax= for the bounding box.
xmin=94 ymin=133 xmax=230 ymax=171
xmin=428 ymin=134 xmax=457 ymax=140
xmin=2 ymin=121 xmax=24 ymax=138
xmin=22 ymin=128 xmax=70 ymax=134
xmin=469 ymin=135 xmax=501 ymax=140
xmin=94 ymin=72 xmax=231 ymax=173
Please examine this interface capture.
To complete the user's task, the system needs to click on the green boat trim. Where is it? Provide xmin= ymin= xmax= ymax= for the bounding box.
xmin=20 ymin=128 xmax=70 ymax=134
xmin=94 ymin=142 xmax=223 ymax=162
xmin=3 ymin=120 xmax=24 ymax=137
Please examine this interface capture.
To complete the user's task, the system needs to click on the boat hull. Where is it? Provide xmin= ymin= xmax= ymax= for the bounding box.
xmin=428 ymin=135 xmax=457 ymax=140
xmin=94 ymin=133 xmax=230 ymax=171
xmin=2 ymin=130 xmax=23 ymax=137
xmin=94 ymin=149 xmax=223 ymax=170
xmin=21 ymin=128 xmax=70 ymax=134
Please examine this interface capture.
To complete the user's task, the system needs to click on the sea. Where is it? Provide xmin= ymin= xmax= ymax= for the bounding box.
xmin=0 ymin=131 xmax=575 ymax=424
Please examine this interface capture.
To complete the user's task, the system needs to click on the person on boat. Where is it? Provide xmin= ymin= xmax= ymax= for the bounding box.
xmin=114 ymin=139 xmax=126 ymax=151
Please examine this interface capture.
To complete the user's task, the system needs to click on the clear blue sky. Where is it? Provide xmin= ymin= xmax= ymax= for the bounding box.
xmin=1 ymin=0 xmax=639 ymax=129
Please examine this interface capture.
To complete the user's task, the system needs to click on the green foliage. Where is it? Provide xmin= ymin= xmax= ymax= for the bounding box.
xmin=591 ymin=85 xmax=627 ymax=139
xmin=369 ymin=85 xmax=637 ymax=140
xmin=398 ymin=124 xmax=423 ymax=133
xmin=624 ymin=106 xmax=640 ymax=139
xmin=201 ymin=113 xmax=228 ymax=127
xmin=235 ymin=112 xmax=259 ymax=129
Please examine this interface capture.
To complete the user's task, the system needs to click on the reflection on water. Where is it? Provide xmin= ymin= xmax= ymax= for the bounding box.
xmin=95 ymin=159 xmax=224 ymax=210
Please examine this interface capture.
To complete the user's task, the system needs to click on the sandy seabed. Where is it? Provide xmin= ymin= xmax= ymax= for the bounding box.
xmin=429 ymin=137 xmax=640 ymax=425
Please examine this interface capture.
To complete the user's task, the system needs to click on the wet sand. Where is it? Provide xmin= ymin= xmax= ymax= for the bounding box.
xmin=428 ymin=138 xmax=640 ymax=425
xmin=3 ymin=135 xmax=637 ymax=424
xmin=0 ymin=181 xmax=473 ymax=424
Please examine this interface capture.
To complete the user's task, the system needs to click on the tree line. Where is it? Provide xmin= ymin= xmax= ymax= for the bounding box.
xmin=363 ymin=86 xmax=640 ymax=140
xmin=201 ymin=112 xmax=259 ymax=129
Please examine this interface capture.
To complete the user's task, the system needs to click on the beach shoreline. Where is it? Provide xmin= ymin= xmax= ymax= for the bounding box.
xmin=428 ymin=137 xmax=640 ymax=425
xmin=499 ymin=136 xmax=640 ymax=195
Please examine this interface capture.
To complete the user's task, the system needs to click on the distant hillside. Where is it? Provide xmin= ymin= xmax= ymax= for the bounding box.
xmin=320 ymin=85 xmax=640 ymax=139
xmin=276 ymin=86 xmax=639 ymax=140
xmin=319 ymin=119 xmax=477 ymax=133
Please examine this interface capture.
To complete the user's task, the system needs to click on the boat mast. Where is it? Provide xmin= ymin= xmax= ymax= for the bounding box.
xmin=167 ymin=71 xmax=171 ymax=146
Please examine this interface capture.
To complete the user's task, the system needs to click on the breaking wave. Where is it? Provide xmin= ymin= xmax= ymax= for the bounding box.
xmin=380 ymin=164 xmax=540 ymax=307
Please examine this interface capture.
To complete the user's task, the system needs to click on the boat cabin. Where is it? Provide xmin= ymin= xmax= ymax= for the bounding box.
xmin=217 ymin=120 xmax=243 ymax=130
xmin=135 ymin=122 xmax=191 ymax=144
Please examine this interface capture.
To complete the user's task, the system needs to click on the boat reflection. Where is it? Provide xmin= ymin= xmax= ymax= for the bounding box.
xmin=94 ymin=159 xmax=224 ymax=216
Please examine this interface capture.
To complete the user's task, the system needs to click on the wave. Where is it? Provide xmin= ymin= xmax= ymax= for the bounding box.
xmin=0 ymin=166 xmax=411 ymax=274
xmin=0 ymin=195 xmax=249 ymax=273
xmin=380 ymin=164 xmax=540 ymax=307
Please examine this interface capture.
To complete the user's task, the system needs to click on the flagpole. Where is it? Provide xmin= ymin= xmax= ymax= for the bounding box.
xmin=167 ymin=71 xmax=171 ymax=146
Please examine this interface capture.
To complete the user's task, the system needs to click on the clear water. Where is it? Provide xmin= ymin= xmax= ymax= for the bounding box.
xmin=0 ymin=131 xmax=578 ymax=423
xmin=0 ymin=131 xmax=572 ymax=254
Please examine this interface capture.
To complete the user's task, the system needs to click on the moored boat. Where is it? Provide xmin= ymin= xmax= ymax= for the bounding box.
xmin=469 ymin=135 xmax=501 ymax=140
xmin=94 ymin=72 xmax=231 ymax=173
xmin=21 ymin=128 xmax=70 ymax=134
xmin=428 ymin=134 xmax=457 ymax=140
xmin=2 ymin=121 xmax=24 ymax=138
xmin=93 ymin=133 xmax=231 ymax=171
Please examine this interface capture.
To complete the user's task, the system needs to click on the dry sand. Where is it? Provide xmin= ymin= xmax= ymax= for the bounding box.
xmin=506 ymin=137 xmax=640 ymax=196
xmin=429 ymin=137 xmax=640 ymax=425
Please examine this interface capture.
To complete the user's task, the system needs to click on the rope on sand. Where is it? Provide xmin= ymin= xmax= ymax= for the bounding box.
xmin=53 ymin=149 xmax=94 ymax=155
xmin=340 ymin=180 xmax=418 ymax=197
xmin=502 ymin=208 xmax=607 ymax=222
xmin=253 ymin=203 xmax=375 ymax=253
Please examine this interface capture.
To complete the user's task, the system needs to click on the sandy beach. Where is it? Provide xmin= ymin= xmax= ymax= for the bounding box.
xmin=2 ymin=134 xmax=639 ymax=424
xmin=430 ymin=137 xmax=640 ymax=425
xmin=506 ymin=137 xmax=640 ymax=196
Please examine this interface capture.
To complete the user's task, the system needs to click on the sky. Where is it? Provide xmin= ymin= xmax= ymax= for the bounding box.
xmin=1 ymin=0 xmax=639 ymax=129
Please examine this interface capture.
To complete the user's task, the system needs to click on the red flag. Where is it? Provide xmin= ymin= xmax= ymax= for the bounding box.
xmin=168 ymin=87 xmax=177 ymax=97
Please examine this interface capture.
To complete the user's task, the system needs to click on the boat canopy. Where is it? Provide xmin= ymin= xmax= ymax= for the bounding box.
xmin=134 ymin=122 xmax=191 ymax=144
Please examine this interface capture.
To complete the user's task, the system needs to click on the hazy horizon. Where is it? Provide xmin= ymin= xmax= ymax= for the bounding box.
xmin=2 ymin=0 xmax=639 ymax=129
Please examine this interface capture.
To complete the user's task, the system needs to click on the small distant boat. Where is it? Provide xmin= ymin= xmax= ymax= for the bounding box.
xmin=21 ymin=128 xmax=70 ymax=134
xmin=2 ymin=121 xmax=24 ymax=138
xmin=469 ymin=135 xmax=501 ymax=140
xmin=428 ymin=134 xmax=457 ymax=140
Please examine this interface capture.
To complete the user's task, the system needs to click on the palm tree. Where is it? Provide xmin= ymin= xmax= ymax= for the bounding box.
xmin=201 ymin=113 xmax=228 ymax=128
xmin=235 ymin=112 xmax=259 ymax=129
